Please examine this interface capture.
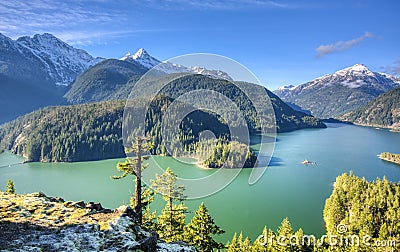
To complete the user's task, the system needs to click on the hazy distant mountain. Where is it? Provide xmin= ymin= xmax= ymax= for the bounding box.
xmin=0 ymin=33 xmax=103 ymax=123
xmin=340 ymin=86 xmax=400 ymax=130
xmin=274 ymin=64 xmax=400 ymax=119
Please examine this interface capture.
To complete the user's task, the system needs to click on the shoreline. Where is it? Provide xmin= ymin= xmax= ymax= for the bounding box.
xmin=378 ymin=155 xmax=400 ymax=165
xmin=349 ymin=122 xmax=399 ymax=132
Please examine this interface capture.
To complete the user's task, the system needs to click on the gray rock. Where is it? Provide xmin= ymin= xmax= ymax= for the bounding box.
xmin=85 ymin=202 xmax=103 ymax=211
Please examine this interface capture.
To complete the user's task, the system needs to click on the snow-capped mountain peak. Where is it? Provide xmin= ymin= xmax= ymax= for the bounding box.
xmin=351 ymin=63 xmax=369 ymax=71
xmin=120 ymin=48 xmax=233 ymax=81
xmin=15 ymin=33 xmax=102 ymax=85
xmin=273 ymin=63 xmax=400 ymax=118
xmin=132 ymin=48 xmax=149 ymax=59
xmin=275 ymin=84 xmax=295 ymax=97
xmin=278 ymin=64 xmax=399 ymax=93
xmin=121 ymin=48 xmax=161 ymax=69
xmin=334 ymin=63 xmax=374 ymax=78
xmin=120 ymin=52 xmax=132 ymax=61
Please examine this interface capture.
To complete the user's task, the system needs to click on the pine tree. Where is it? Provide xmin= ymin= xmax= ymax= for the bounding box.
xmin=6 ymin=179 xmax=15 ymax=194
xmin=226 ymin=233 xmax=240 ymax=251
xmin=184 ymin=202 xmax=225 ymax=251
xmin=276 ymin=218 xmax=295 ymax=252
xmin=157 ymin=202 xmax=188 ymax=242
xmin=112 ymin=136 xmax=152 ymax=225
xmin=278 ymin=218 xmax=294 ymax=237
xmin=242 ymin=236 xmax=253 ymax=251
xmin=142 ymin=204 xmax=157 ymax=231
xmin=253 ymin=226 xmax=276 ymax=252
xmin=226 ymin=232 xmax=253 ymax=251
xmin=131 ymin=187 xmax=156 ymax=230
xmin=151 ymin=167 xmax=187 ymax=242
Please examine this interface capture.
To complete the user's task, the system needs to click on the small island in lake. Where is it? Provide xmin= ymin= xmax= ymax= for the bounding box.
xmin=195 ymin=139 xmax=257 ymax=168
xmin=378 ymin=152 xmax=400 ymax=165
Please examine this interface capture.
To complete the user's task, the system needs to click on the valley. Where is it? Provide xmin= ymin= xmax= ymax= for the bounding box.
xmin=1 ymin=31 xmax=400 ymax=252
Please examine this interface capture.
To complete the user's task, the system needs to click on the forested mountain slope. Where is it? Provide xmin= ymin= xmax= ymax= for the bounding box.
xmin=340 ymin=86 xmax=400 ymax=130
xmin=0 ymin=97 xmax=229 ymax=162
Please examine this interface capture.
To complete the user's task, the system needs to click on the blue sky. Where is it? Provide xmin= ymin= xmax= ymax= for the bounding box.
xmin=0 ymin=0 xmax=399 ymax=89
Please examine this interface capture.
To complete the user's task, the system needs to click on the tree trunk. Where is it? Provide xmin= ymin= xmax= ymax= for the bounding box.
xmin=135 ymin=137 xmax=143 ymax=225
xmin=169 ymin=196 xmax=173 ymax=235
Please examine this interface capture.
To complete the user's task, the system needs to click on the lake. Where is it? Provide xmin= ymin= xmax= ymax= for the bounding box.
xmin=1 ymin=123 xmax=399 ymax=242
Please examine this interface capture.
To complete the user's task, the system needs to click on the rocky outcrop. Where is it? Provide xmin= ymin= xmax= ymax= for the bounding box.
xmin=0 ymin=191 xmax=196 ymax=251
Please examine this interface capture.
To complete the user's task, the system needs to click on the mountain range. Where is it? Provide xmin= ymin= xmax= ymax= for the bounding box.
xmin=2 ymin=32 xmax=398 ymax=131
xmin=0 ymin=33 xmax=328 ymax=162
xmin=0 ymin=33 xmax=235 ymax=123
xmin=274 ymin=64 xmax=400 ymax=119
xmin=4 ymin=32 xmax=400 ymax=163
xmin=0 ymin=75 xmax=326 ymax=162
xmin=121 ymin=48 xmax=232 ymax=80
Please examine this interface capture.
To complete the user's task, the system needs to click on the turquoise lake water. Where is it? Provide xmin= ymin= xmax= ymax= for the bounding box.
xmin=1 ymin=123 xmax=399 ymax=242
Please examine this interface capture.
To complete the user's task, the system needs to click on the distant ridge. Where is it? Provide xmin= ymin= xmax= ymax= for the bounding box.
xmin=273 ymin=64 xmax=400 ymax=118
xmin=340 ymin=86 xmax=400 ymax=130
xmin=120 ymin=48 xmax=233 ymax=80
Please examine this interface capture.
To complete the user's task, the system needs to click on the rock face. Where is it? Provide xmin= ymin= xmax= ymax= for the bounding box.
xmin=0 ymin=191 xmax=196 ymax=251
xmin=0 ymin=33 xmax=103 ymax=124
xmin=6 ymin=33 xmax=102 ymax=86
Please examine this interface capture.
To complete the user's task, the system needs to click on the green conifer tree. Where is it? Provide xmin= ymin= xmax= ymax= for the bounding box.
xmin=151 ymin=167 xmax=187 ymax=242
xmin=112 ymin=136 xmax=152 ymax=225
xmin=226 ymin=232 xmax=253 ymax=251
xmin=226 ymin=233 xmax=240 ymax=251
xmin=157 ymin=202 xmax=188 ymax=242
xmin=184 ymin=202 xmax=225 ymax=251
xmin=276 ymin=217 xmax=295 ymax=252
xmin=131 ymin=187 xmax=157 ymax=230
xmin=253 ymin=226 xmax=281 ymax=252
xmin=6 ymin=179 xmax=15 ymax=194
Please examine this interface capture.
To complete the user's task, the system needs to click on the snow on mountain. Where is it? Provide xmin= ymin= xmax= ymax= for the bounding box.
xmin=0 ymin=33 xmax=56 ymax=85
xmin=334 ymin=63 xmax=375 ymax=77
xmin=121 ymin=48 xmax=233 ymax=81
xmin=279 ymin=64 xmax=399 ymax=94
xmin=378 ymin=72 xmax=400 ymax=85
xmin=275 ymin=84 xmax=295 ymax=97
xmin=273 ymin=64 xmax=400 ymax=118
xmin=16 ymin=33 xmax=103 ymax=85
xmin=121 ymin=48 xmax=161 ymax=69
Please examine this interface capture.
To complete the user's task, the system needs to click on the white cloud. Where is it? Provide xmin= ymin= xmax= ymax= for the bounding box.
xmin=315 ymin=32 xmax=374 ymax=58
xmin=0 ymin=0 xmax=125 ymax=44
xmin=129 ymin=0 xmax=294 ymax=11
xmin=383 ymin=60 xmax=400 ymax=76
